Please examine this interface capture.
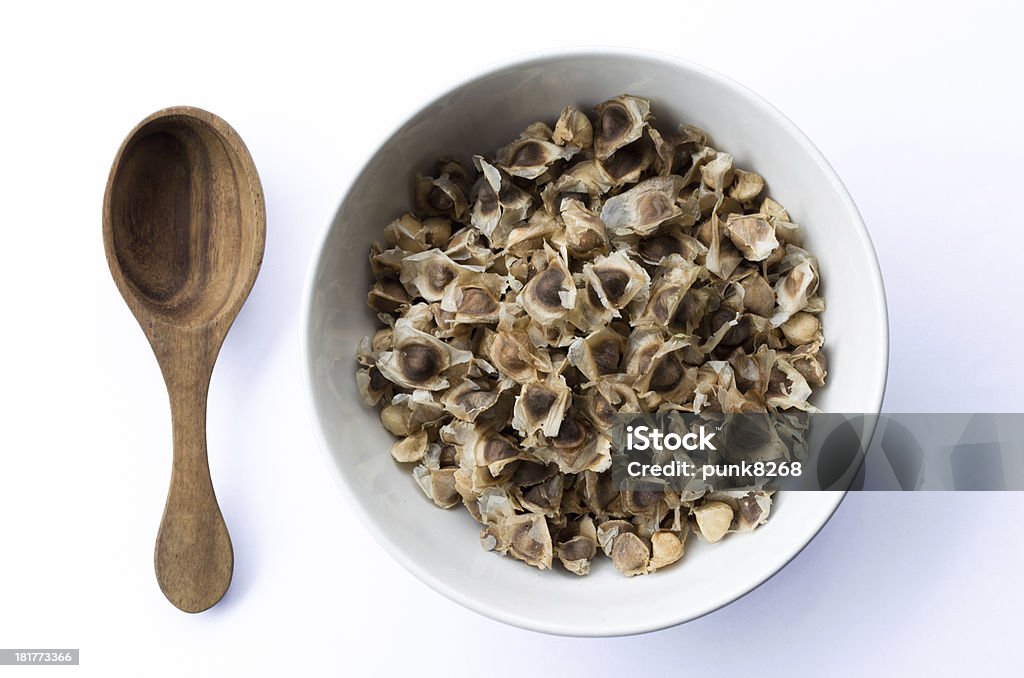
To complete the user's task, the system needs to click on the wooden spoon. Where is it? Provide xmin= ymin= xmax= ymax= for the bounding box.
xmin=102 ymin=107 xmax=265 ymax=613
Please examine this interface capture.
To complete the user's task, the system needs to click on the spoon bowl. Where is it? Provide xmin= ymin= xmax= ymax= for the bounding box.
xmin=107 ymin=111 xmax=262 ymax=326
xmin=103 ymin=107 xmax=265 ymax=612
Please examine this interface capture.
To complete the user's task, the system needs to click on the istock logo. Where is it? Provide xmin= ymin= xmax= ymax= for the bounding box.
xmin=625 ymin=425 xmax=718 ymax=452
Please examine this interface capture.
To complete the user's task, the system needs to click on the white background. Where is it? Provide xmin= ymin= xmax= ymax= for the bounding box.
xmin=2 ymin=1 xmax=1022 ymax=675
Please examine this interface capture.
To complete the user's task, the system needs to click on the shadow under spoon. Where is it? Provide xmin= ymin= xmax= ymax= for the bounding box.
xmin=102 ymin=107 xmax=266 ymax=612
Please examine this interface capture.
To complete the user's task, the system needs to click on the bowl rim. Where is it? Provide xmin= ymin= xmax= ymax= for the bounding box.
xmin=300 ymin=45 xmax=890 ymax=637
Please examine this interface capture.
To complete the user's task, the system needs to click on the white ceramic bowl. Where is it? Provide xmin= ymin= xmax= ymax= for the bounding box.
xmin=302 ymin=49 xmax=888 ymax=636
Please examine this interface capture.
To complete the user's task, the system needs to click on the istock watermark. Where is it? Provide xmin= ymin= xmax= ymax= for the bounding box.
xmin=624 ymin=458 xmax=804 ymax=482
xmin=609 ymin=413 xmax=1024 ymax=492
xmin=625 ymin=424 xmax=718 ymax=452
xmin=624 ymin=423 xmax=804 ymax=481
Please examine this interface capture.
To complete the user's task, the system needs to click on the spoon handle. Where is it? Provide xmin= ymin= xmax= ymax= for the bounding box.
xmin=154 ymin=361 xmax=233 ymax=613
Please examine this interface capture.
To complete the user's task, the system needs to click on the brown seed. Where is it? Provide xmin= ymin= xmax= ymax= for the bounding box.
xmin=368 ymin=366 xmax=389 ymax=391
xmin=636 ymin=191 xmax=674 ymax=225
xmin=649 ymin=354 xmax=683 ymax=393
xmin=595 ymin=268 xmax=630 ymax=304
xmin=599 ymin=105 xmax=631 ymax=146
xmin=482 ymin=437 xmax=518 ymax=464
xmin=554 ymin=416 xmax=585 ymax=449
xmin=428 ymin=185 xmax=454 ymax=211
xmin=400 ymin=344 xmax=441 ymax=381
xmin=459 ymin=287 xmax=498 ymax=315
xmin=639 ymin=234 xmax=682 ymax=262
xmin=427 ymin=264 xmax=455 ymax=292
xmin=532 ymin=267 xmax=567 ymax=308
xmin=522 ymin=384 xmax=557 ymax=419
xmin=510 ymin=141 xmax=546 ymax=167
xmin=591 ymin=338 xmax=622 ymax=375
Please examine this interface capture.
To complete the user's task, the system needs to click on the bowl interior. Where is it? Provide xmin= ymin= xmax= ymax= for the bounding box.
xmin=304 ymin=51 xmax=887 ymax=636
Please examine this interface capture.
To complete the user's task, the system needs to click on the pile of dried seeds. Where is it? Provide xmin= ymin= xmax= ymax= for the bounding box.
xmin=355 ymin=95 xmax=826 ymax=576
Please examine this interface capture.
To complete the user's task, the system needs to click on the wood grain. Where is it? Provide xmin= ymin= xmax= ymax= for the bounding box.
xmin=102 ymin=107 xmax=265 ymax=613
